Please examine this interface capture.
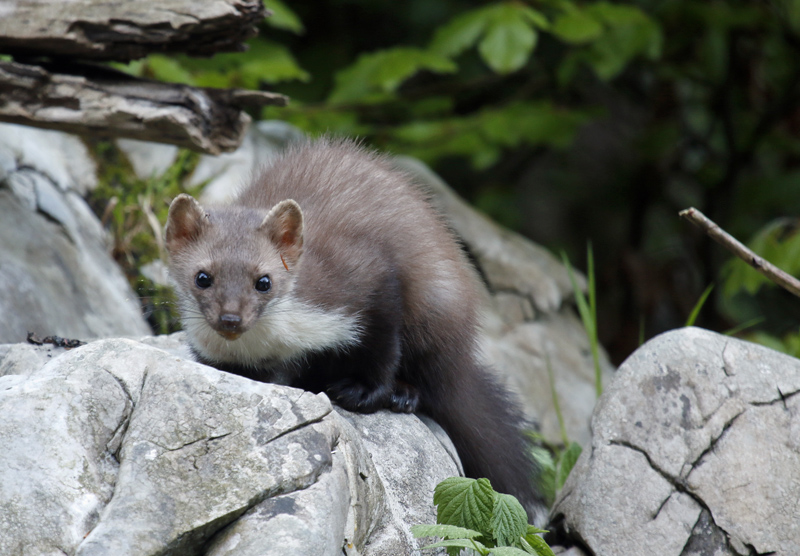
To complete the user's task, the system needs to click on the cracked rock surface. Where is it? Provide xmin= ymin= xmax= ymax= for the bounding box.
xmin=550 ymin=327 xmax=800 ymax=555
xmin=0 ymin=336 xmax=459 ymax=556
xmin=0 ymin=123 xmax=152 ymax=343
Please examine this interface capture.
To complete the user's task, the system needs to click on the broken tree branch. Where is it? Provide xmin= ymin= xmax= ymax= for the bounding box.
xmin=0 ymin=60 xmax=288 ymax=155
xmin=0 ymin=0 xmax=266 ymax=62
xmin=680 ymin=207 xmax=800 ymax=299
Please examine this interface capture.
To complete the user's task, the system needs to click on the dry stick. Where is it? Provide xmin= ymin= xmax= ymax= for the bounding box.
xmin=679 ymin=207 xmax=800 ymax=299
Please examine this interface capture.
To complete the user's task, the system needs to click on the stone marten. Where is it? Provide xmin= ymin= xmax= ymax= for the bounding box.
xmin=165 ymin=139 xmax=545 ymax=519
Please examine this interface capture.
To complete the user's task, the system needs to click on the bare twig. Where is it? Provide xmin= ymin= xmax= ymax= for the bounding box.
xmin=679 ymin=207 xmax=800 ymax=299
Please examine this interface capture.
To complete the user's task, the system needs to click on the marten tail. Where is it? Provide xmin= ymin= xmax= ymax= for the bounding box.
xmin=413 ymin=352 xmax=548 ymax=524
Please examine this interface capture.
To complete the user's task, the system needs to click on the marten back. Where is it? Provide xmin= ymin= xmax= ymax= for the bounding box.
xmin=239 ymin=139 xmax=483 ymax=355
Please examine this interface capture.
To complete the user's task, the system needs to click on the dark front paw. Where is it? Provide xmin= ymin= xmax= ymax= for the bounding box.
xmin=327 ymin=379 xmax=392 ymax=413
xmin=390 ymin=382 xmax=419 ymax=413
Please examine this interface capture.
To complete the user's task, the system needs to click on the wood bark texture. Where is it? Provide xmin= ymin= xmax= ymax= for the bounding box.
xmin=0 ymin=0 xmax=267 ymax=61
xmin=0 ymin=60 xmax=288 ymax=155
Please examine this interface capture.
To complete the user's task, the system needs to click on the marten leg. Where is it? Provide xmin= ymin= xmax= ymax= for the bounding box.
xmin=389 ymin=381 xmax=419 ymax=413
xmin=296 ymin=267 xmax=417 ymax=413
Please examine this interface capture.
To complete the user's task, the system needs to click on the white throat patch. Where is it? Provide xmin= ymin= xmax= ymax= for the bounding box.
xmin=183 ymin=295 xmax=362 ymax=369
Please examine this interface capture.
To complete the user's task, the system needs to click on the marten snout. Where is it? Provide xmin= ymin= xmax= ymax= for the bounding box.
xmin=216 ymin=313 xmax=244 ymax=340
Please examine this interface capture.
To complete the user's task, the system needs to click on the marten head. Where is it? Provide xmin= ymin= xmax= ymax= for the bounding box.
xmin=165 ymin=193 xmax=304 ymax=345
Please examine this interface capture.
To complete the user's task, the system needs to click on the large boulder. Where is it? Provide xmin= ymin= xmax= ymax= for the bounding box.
xmin=550 ymin=327 xmax=800 ymax=555
xmin=0 ymin=123 xmax=151 ymax=343
xmin=0 ymin=335 xmax=459 ymax=556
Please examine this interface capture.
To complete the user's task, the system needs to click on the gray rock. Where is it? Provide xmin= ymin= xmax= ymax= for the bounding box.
xmin=34 ymin=170 xmax=81 ymax=241
xmin=5 ymin=168 xmax=37 ymax=210
xmin=0 ymin=122 xmax=97 ymax=194
xmin=116 ymin=138 xmax=181 ymax=180
xmin=0 ymin=336 xmax=459 ymax=556
xmin=0 ymin=125 xmax=151 ymax=343
xmin=188 ymin=120 xmax=305 ymax=205
xmin=551 ymin=327 xmax=800 ymax=556
xmin=205 ymin=447 xmax=354 ymax=556
xmin=0 ymin=342 xmax=66 ymax=378
xmin=339 ymin=411 xmax=462 ymax=555
xmin=0 ymin=141 xmax=15 ymax=182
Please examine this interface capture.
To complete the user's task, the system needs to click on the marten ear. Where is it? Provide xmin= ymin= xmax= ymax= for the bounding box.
xmin=260 ymin=199 xmax=304 ymax=269
xmin=165 ymin=194 xmax=209 ymax=253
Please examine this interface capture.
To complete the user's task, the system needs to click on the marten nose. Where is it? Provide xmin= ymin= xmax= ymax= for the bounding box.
xmin=218 ymin=313 xmax=242 ymax=331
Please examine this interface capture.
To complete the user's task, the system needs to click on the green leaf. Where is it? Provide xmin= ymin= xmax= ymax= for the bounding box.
xmin=478 ymin=4 xmax=538 ymax=74
xmin=582 ymin=3 xmax=663 ymax=80
xmin=526 ymin=525 xmax=549 ymax=536
xmin=721 ymin=218 xmax=800 ymax=298
xmin=430 ymin=3 xmax=547 ymax=66
xmin=237 ymin=41 xmax=310 ymax=85
xmin=392 ymin=101 xmax=591 ymax=169
xmin=491 ymin=493 xmax=529 ymax=546
xmin=529 ymin=446 xmax=556 ymax=507
xmin=556 ymin=442 xmax=582 ymax=490
xmin=264 ymin=0 xmax=305 ymax=34
xmin=429 ymin=6 xmax=491 ymax=57
xmin=551 ymin=9 xmax=604 ymax=44
xmin=145 ymin=55 xmax=196 ymax=85
xmin=170 ymin=39 xmax=309 ymax=88
xmin=521 ymin=7 xmax=550 ymax=30
xmin=372 ymin=49 xmax=456 ymax=92
xmin=478 ymin=101 xmax=591 ymax=149
xmin=329 ymin=47 xmax=457 ymax=104
xmin=410 ymin=524 xmax=484 ymax=540
xmin=521 ymin=534 xmax=556 ymax=556
xmin=434 ymin=477 xmax=495 ymax=539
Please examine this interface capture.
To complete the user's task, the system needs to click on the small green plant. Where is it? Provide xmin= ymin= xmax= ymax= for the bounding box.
xmin=89 ymin=142 xmax=201 ymax=333
xmin=411 ymin=477 xmax=555 ymax=556
xmin=685 ymin=284 xmax=714 ymax=327
xmin=529 ymin=436 xmax=582 ymax=508
xmin=562 ymin=243 xmax=602 ymax=397
xmin=529 ymin=353 xmax=583 ymax=506
xmin=90 ymin=144 xmax=200 ymax=267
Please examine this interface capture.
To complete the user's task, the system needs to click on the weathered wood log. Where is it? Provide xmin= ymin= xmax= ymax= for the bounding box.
xmin=0 ymin=60 xmax=288 ymax=155
xmin=0 ymin=0 xmax=267 ymax=62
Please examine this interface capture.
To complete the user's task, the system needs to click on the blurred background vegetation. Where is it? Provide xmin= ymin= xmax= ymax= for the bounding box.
xmin=109 ymin=0 xmax=800 ymax=365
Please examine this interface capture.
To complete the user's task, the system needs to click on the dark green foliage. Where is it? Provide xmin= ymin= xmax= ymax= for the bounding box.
xmin=720 ymin=218 xmax=800 ymax=356
xmin=103 ymin=0 xmax=800 ymax=361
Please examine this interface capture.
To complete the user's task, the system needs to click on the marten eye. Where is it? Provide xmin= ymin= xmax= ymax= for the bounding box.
xmin=255 ymin=275 xmax=272 ymax=293
xmin=195 ymin=271 xmax=213 ymax=289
